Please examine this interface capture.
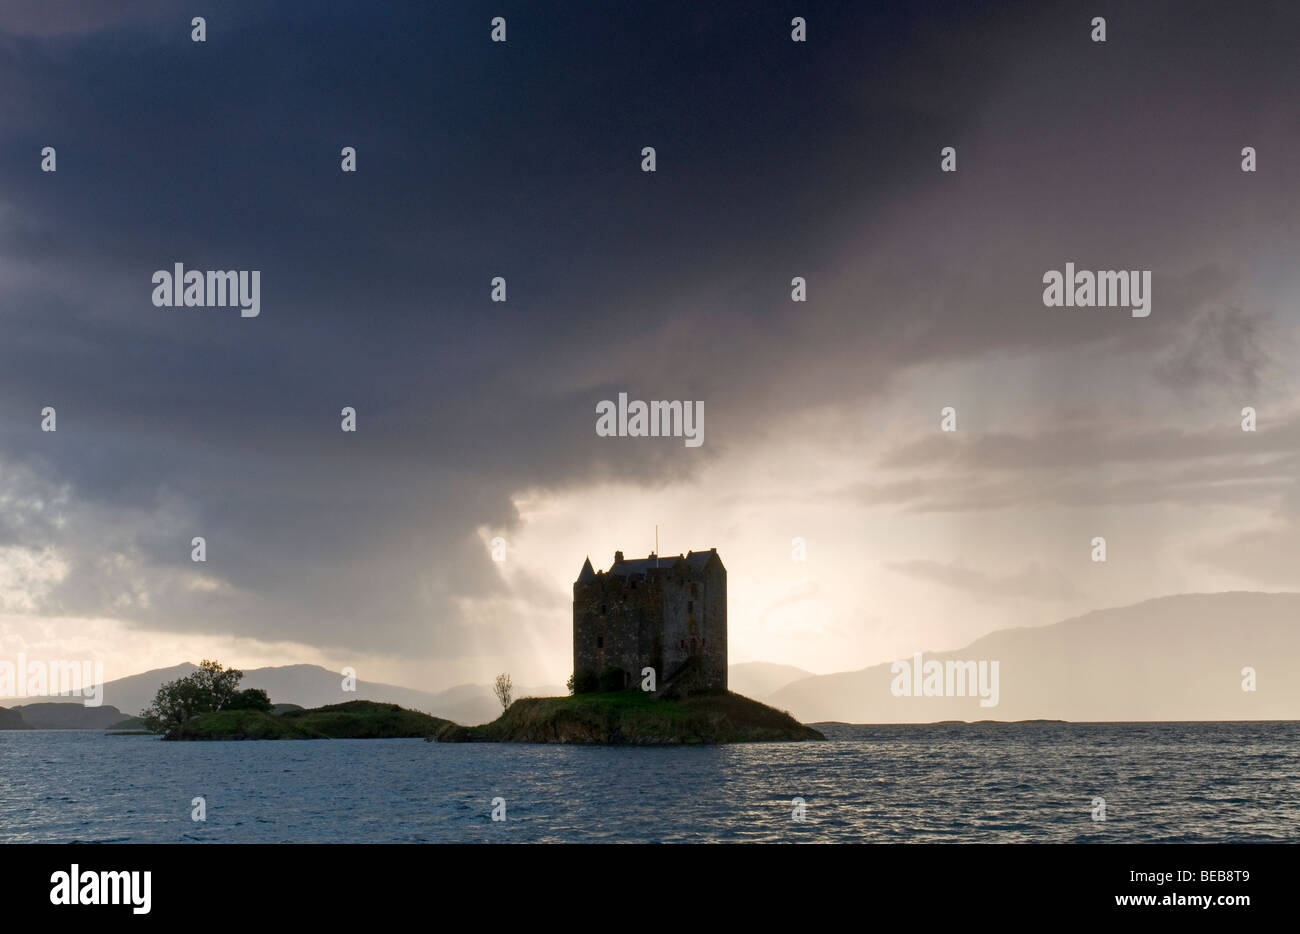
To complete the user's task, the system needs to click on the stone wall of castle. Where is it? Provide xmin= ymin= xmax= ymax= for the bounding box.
xmin=573 ymin=552 xmax=726 ymax=693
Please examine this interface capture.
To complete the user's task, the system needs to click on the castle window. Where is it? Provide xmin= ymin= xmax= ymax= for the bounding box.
xmin=600 ymin=604 xmax=606 ymax=615
xmin=597 ymin=636 xmax=603 ymax=649
xmin=688 ymin=601 xmax=693 ymax=613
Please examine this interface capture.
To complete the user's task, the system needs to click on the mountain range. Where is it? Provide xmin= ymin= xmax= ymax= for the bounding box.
xmin=766 ymin=592 xmax=1300 ymax=722
xmin=4 ymin=592 xmax=1296 ymax=726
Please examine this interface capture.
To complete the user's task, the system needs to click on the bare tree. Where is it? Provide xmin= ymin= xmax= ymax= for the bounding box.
xmin=493 ymin=673 xmax=513 ymax=711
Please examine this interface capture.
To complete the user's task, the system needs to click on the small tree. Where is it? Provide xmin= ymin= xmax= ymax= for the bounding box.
xmin=139 ymin=678 xmax=204 ymax=733
xmin=190 ymin=659 xmax=244 ymax=711
xmin=140 ymin=659 xmax=246 ymax=733
xmin=571 ymin=669 xmax=598 ymax=695
xmin=493 ymin=673 xmax=513 ymax=711
xmin=225 ymin=688 xmax=272 ymax=712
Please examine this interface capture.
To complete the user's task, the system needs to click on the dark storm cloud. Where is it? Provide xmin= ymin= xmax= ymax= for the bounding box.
xmin=860 ymin=414 xmax=1300 ymax=513
xmin=0 ymin=0 xmax=174 ymax=38
xmin=1154 ymin=305 xmax=1276 ymax=397
xmin=879 ymin=414 xmax=1300 ymax=473
xmin=0 ymin=1 xmax=1296 ymax=654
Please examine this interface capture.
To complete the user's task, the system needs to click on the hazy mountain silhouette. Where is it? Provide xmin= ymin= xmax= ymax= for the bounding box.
xmin=0 ymin=706 xmax=27 ymax=730
xmin=10 ymin=593 xmax=1295 ymax=725
xmin=5 ymin=703 xmax=135 ymax=729
xmin=2 ymin=662 xmax=564 ymax=726
xmin=768 ymin=592 xmax=1300 ymax=723
xmin=727 ymin=661 xmax=814 ymax=699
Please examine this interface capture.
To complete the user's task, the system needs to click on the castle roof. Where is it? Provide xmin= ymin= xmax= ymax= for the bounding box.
xmin=577 ymin=557 xmax=596 ymax=582
xmin=607 ymin=549 xmax=718 ymax=578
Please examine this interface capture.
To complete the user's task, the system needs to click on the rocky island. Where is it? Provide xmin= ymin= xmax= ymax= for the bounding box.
xmin=163 ymin=694 xmax=823 ymax=744
xmin=429 ymin=689 xmax=824 ymax=744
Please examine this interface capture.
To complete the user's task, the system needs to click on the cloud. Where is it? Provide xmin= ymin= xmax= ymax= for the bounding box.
xmin=1193 ymin=522 xmax=1300 ymax=588
xmin=0 ymin=545 xmax=68 ymax=612
xmin=0 ymin=0 xmax=174 ymax=38
xmin=0 ymin=0 xmax=1296 ymax=681
xmin=1154 ymin=306 xmax=1276 ymax=398
xmin=884 ymin=558 xmax=1081 ymax=603
xmin=861 ymin=413 xmax=1300 ymax=512
xmin=1192 ymin=480 xmax=1300 ymax=588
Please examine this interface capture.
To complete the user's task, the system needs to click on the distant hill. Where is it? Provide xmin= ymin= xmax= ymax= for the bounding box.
xmin=727 ymin=661 xmax=814 ymax=700
xmin=13 ymin=593 xmax=1290 ymax=727
xmin=0 ymin=706 xmax=28 ymax=730
xmin=1 ymin=662 xmax=563 ymax=726
xmin=8 ymin=703 xmax=135 ymax=730
xmin=768 ymin=592 xmax=1300 ymax=723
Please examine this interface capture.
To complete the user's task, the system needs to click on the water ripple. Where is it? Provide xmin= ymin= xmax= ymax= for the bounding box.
xmin=0 ymin=722 xmax=1297 ymax=842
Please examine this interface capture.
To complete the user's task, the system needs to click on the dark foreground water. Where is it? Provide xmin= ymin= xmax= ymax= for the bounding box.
xmin=2 ymin=722 xmax=1296 ymax=843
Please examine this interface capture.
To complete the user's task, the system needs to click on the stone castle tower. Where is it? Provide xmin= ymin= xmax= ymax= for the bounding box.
xmin=572 ymin=549 xmax=727 ymax=694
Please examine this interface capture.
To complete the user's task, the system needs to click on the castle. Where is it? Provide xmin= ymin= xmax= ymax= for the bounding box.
xmin=573 ymin=549 xmax=726 ymax=694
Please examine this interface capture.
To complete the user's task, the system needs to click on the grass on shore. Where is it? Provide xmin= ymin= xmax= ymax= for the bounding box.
xmin=459 ymin=689 xmax=824 ymax=744
xmin=160 ymin=694 xmax=822 ymax=745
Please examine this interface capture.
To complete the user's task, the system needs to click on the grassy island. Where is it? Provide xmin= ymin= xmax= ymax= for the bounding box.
xmin=161 ymin=693 xmax=823 ymax=744
xmin=429 ymin=689 xmax=824 ymax=745
xmin=164 ymin=700 xmax=458 ymax=740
